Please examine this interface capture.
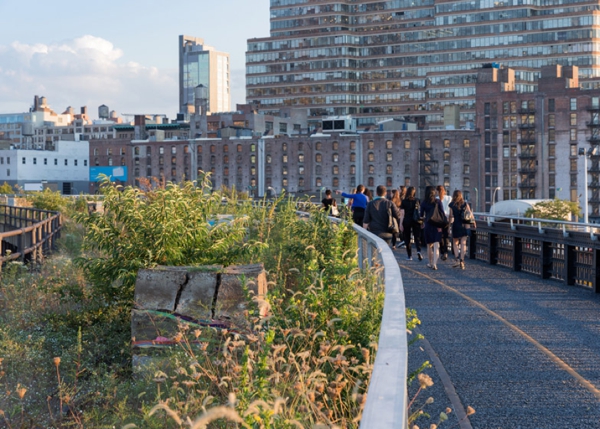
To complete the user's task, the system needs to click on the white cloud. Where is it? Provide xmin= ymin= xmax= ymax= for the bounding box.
xmin=0 ymin=36 xmax=178 ymax=118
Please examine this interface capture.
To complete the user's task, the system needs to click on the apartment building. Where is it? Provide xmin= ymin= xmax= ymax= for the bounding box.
xmin=247 ymin=0 xmax=600 ymax=128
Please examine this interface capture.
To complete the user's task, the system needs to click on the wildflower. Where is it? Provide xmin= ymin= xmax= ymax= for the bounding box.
xmin=361 ymin=348 xmax=370 ymax=363
xmin=53 ymin=357 xmax=61 ymax=367
xmin=430 ymin=425 xmax=438 ymax=429
xmin=418 ymin=373 xmax=433 ymax=389
xmin=425 ymin=397 xmax=434 ymax=404
xmin=445 ymin=407 xmax=452 ymax=414
xmin=16 ymin=387 xmax=27 ymax=399
xmin=466 ymin=406 xmax=476 ymax=416
xmin=193 ymin=329 xmax=202 ymax=339
xmin=332 ymin=308 xmax=340 ymax=316
xmin=412 ymin=425 xmax=420 ymax=429
xmin=439 ymin=412 xmax=448 ymax=422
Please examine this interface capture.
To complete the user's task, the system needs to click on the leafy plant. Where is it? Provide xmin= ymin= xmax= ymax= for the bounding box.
xmin=73 ymin=174 xmax=257 ymax=303
xmin=0 ymin=182 xmax=14 ymax=195
xmin=523 ymin=198 xmax=581 ymax=221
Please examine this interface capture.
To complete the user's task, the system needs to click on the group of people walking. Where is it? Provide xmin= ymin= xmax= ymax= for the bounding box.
xmin=322 ymin=184 xmax=475 ymax=271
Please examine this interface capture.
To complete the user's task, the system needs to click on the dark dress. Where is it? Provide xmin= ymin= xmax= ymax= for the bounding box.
xmin=420 ymin=199 xmax=444 ymax=244
xmin=322 ymin=197 xmax=336 ymax=215
xmin=400 ymin=198 xmax=422 ymax=257
xmin=449 ymin=201 xmax=469 ymax=238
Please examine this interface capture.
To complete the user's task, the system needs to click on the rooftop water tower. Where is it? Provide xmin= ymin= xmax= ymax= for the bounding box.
xmin=99 ymin=104 xmax=109 ymax=119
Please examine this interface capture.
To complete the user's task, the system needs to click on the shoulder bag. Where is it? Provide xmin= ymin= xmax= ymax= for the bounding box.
xmin=331 ymin=200 xmax=339 ymax=217
xmin=429 ymin=201 xmax=449 ymax=228
xmin=461 ymin=203 xmax=474 ymax=224
xmin=388 ymin=203 xmax=399 ymax=234
xmin=413 ymin=200 xmax=423 ymax=224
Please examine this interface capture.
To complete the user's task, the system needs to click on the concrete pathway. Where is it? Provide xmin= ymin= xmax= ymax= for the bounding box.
xmin=397 ymin=252 xmax=600 ymax=429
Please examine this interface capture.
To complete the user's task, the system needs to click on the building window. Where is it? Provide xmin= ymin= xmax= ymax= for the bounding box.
xmin=210 ymin=145 xmax=215 ymax=153
xmin=316 ymin=142 xmax=322 ymax=150
xmin=463 ymin=139 xmax=470 ymax=148
xmin=224 ymin=155 xmax=229 ymax=164
xmin=74 ymin=160 xmax=78 ymax=166
xmin=386 ymin=165 xmax=392 ymax=174
xmin=386 ymin=140 xmax=393 ymax=149
xmin=283 ymin=155 xmax=288 ymax=163
xmin=464 ymin=178 xmax=470 ymax=187
xmin=368 ymin=165 xmax=375 ymax=174
xmin=570 ymin=129 xmax=577 ymax=141
xmin=93 ymin=148 xmax=98 ymax=156
xmin=444 ymin=165 xmax=450 ymax=175
xmin=6 ymin=169 xmax=9 ymax=177
xmin=333 ymin=165 xmax=339 ymax=175
xmin=350 ymin=165 xmax=356 ymax=174
xmin=464 ymin=164 xmax=470 ymax=174
xmin=316 ymin=177 xmax=322 ymax=187
xmin=444 ymin=139 xmax=450 ymax=148
xmin=316 ymin=154 xmax=322 ymax=163
xmin=22 ymin=157 xmax=25 ymax=164
xmin=44 ymin=158 xmax=47 ymax=165
xmin=298 ymin=142 xmax=304 ymax=151
xmin=298 ymin=154 xmax=304 ymax=162
xmin=570 ymin=145 xmax=577 ymax=156
xmin=333 ymin=177 xmax=339 ymax=187
xmin=266 ymin=155 xmax=272 ymax=164
xmin=332 ymin=153 xmax=339 ymax=162
xmin=368 ymin=140 xmax=374 ymax=149
xmin=548 ymin=129 xmax=555 ymax=142
xmin=107 ymin=148 xmax=112 ymax=156
xmin=424 ymin=140 xmax=431 ymax=149
xmin=237 ymin=144 xmax=242 ymax=152
xmin=65 ymin=159 xmax=69 ymax=166
xmin=570 ymin=98 xmax=577 ymax=111
xmin=570 ymin=113 xmax=577 ymax=126
xmin=33 ymin=158 xmax=37 ymax=165
xmin=368 ymin=152 xmax=374 ymax=162
xmin=332 ymin=141 xmax=339 ymax=150
xmin=386 ymin=152 xmax=393 ymax=162
xmin=444 ymin=152 xmax=450 ymax=161
xmin=404 ymin=151 xmax=411 ymax=161
xmin=350 ymin=153 xmax=356 ymax=162
xmin=350 ymin=141 xmax=356 ymax=150
xmin=251 ymin=144 xmax=256 ymax=152
xmin=404 ymin=140 xmax=411 ymax=149
xmin=368 ymin=177 xmax=374 ymax=187
xmin=299 ymin=166 xmax=305 ymax=174
xmin=54 ymin=159 xmax=58 ymax=166
xmin=548 ymin=99 xmax=555 ymax=112
xmin=107 ymin=158 xmax=112 ymax=166
xmin=159 ymin=146 xmax=164 ymax=155
xmin=223 ymin=144 xmax=228 ymax=153
xmin=250 ymin=155 xmax=256 ymax=163
xmin=84 ymin=160 xmax=88 ymax=167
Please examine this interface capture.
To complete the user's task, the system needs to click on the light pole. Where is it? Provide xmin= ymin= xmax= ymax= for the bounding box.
xmin=267 ymin=186 xmax=277 ymax=199
xmin=473 ymin=187 xmax=478 ymax=212
xmin=492 ymin=186 xmax=501 ymax=215
xmin=579 ymin=147 xmax=590 ymax=227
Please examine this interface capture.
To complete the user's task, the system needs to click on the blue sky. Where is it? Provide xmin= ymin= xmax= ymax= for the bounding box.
xmin=0 ymin=0 xmax=270 ymax=119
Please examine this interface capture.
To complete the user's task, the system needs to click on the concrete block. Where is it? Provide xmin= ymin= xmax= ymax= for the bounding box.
xmin=216 ymin=263 xmax=268 ymax=322
xmin=134 ymin=268 xmax=187 ymax=311
xmin=175 ymin=270 xmax=218 ymax=320
xmin=131 ymin=309 xmax=180 ymax=344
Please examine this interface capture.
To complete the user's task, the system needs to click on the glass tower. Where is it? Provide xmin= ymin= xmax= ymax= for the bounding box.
xmin=179 ymin=35 xmax=230 ymax=116
xmin=246 ymin=0 xmax=600 ymax=128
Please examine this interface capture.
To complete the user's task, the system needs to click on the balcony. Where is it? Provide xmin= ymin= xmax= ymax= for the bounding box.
xmin=518 ymin=123 xmax=536 ymax=129
xmin=518 ymin=108 xmax=536 ymax=114
xmin=586 ymin=105 xmax=600 ymax=111
xmin=518 ymin=137 xmax=536 ymax=145
xmin=518 ymin=181 xmax=537 ymax=189
xmin=518 ymin=167 xmax=537 ymax=174
xmin=588 ymin=181 xmax=600 ymax=189
xmin=588 ymin=136 xmax=600 ymax=143
xmin=518 ymin=152 xmax=536 ymax=159
xmin=586 ymin=121 xmax=600 ymax=128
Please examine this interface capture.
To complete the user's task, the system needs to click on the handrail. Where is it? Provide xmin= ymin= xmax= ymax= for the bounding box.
xmin=0 ymin=205 xmax=62 ymax=270
xmin=354 ymin=224 xmax=408 ymax=429
xmin=473 ymin=212 xmax=597 ymax=231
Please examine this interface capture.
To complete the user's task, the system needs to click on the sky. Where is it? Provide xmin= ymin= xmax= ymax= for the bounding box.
xmin=0 ymin=0 xmax=270 ymax=120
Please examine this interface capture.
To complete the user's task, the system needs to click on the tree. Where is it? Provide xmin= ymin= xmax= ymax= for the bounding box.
xmin=523 ymin=198 xmax=581 ymax=221
xmin=0 ymin=181 xmax=14 ymax=194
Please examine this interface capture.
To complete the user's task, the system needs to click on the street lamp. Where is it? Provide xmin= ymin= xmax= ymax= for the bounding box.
xmin=267 ymin=186 xmax=277 ymax=199
xmin=492 ymin=186 xmax=501 ymax=215
xmin=578 ymin=147 xmax=597 ymax=227
xmin=473 ymin=187 xmax=478 ymax=212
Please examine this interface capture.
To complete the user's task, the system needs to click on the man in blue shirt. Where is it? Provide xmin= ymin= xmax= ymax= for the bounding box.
xmin=336 ymin=184 xmax=368 ymax=226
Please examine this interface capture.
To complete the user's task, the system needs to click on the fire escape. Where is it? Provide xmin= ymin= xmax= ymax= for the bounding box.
xmin=518 ymin=109 xmax=537 ymax=198
xmin=586 ymin=105 xmax=600 ymax=218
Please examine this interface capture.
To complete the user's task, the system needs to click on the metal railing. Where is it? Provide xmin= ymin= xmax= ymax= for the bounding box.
xmin=354 ymin=223 xmax=408 ymax=429
xmin=469 ymin=212 xmax=600 ymax=293
xmin=0 ymin=205 xmax=62 ymax=271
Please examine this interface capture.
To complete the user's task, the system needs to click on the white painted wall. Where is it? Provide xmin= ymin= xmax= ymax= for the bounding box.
xmin=0 ymin=140 xmax=89 ymax=182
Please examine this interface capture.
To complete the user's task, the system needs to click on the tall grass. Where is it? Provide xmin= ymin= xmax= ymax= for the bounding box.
xmin=0 ymin=180 xmax=385 ymax=428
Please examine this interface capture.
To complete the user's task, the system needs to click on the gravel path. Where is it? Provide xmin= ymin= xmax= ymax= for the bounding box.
xmin=397 ymin=252 xmax=600 ymax=429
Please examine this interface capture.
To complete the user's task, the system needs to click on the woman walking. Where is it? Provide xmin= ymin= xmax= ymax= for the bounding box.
xmin=419 ymin=186 xmax=446 ymax=270
xmin=448 ymin=190 xmax=472 ymax=270
xmin=390 ymin=189 xmax=403 ymax=249
xmin=399 ymin=186 xmax=423 ymax=260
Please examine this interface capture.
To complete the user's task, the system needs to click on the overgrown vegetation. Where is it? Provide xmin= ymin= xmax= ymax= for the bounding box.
xmin=0 ymin=177 xmax=390 ymax=428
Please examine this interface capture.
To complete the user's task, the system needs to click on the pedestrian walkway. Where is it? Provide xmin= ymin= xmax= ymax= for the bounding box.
xmin=397 ymin=253 xmax=600 ymax=429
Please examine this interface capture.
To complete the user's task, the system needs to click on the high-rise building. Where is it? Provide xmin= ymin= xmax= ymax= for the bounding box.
xmin=246 ymin=0 xmax=600 ymax=129
xmin=179 ymin=35 xmax=230 ymax=117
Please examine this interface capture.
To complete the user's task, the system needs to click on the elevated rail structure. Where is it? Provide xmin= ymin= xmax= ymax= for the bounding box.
xmin=0 ymin=205 xmax=62 ymax=271
xmin=470 ymin=213 xmax=600 ymax=293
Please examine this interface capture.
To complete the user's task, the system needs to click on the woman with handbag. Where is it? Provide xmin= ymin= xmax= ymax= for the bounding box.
xmin=448 ymin=190 xmax=473 ymax=270
xmin=419 ymin=186 xmax=447 ymax=270
xmin=399 ymin=186 xmax=423 ymax=260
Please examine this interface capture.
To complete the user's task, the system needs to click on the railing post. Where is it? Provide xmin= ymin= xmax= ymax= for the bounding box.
xmin=489 ymin=232 xmax=498 ymax=265
xmin=594 ymin=248 xmax=600 ymax=293
xmin=541 ymin=240 xmax=552 ymax=279
xmin=565 ymin=245 xmax=576 ymax=286
xmin=512 ymin=236 xmax=522 ymax=272
xmin=19 ymin=229 xmax=26 ymax=263
xmin=468 ymin=228 xmax=477 ymax=260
